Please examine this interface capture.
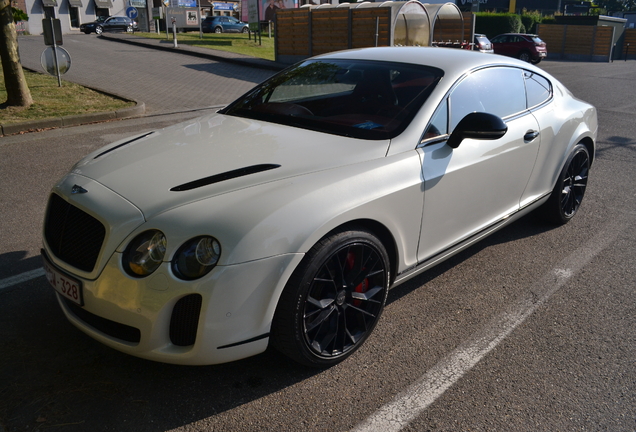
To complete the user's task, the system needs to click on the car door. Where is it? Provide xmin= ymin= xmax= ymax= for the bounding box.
xmin=227 ymin=17 xmax=241 ymax=32
xmin=417 ymin=66 xmax=541 ymax=262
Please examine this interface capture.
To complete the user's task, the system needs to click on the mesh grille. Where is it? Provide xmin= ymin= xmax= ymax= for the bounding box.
xmin=170 ymin=294 xmax=202 ymax=346
xmin=44 ymin=193 xmax=106 ymax=272
xmin=63 ymin=298 xmax=141 ymax=344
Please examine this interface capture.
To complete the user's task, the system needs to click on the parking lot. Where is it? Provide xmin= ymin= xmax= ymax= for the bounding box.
xmin=1 ymin=36 xmax=635 ymax=431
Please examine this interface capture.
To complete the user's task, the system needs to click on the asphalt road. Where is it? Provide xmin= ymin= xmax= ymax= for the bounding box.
xmin=1 ymin=39 xmax=635 ymax=432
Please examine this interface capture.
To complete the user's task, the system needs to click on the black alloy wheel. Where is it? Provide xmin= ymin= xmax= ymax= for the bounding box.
xmin=541 ymin=143 xmax=590 ymax=224
xmin=271 ymin=228 xmax=390 ymax=367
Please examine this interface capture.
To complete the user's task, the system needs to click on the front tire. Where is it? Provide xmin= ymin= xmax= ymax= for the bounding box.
xmin=95 ymin=25 xmax=103 ymax=35
xmin=271 ymin=228 xmax=390 ymax=368
xmin=541 ymin=143 xmax=590 ymax=224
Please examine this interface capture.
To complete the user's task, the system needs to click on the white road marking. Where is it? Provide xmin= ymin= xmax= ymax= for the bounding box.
xmin=0 ymin=268 xmax=45 ymax=291
xmin=353 ymin=219 xmax=624 ymax=432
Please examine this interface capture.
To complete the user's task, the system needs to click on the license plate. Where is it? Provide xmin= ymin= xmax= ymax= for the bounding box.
xmin=42 ymin=254 xmax=83 ymax=306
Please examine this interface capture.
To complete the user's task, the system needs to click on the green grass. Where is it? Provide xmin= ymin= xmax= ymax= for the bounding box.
xmin=136 ymin=31 xmax=276 ymax=61
xmin=0 ymin=68 xmax=134 ymax=125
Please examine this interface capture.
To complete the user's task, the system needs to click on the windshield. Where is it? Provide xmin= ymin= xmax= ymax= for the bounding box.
xmin=221 ymin=59 xmax=443 ymax=140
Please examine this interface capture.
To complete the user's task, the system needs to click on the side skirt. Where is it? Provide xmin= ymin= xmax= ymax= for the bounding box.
xmin=392 ymin=193 xmax=550 ymax=288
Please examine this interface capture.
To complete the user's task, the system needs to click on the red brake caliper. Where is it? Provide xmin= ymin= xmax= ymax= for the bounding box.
xmin=346 ymin=251 xmax=368 ymax=307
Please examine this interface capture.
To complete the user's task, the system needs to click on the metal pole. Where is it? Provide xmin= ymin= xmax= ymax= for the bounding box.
xmin=50 ymin=17 xmax=61 ymax=87
xmin=375 ymin=16 xmax=379 ymax=47
xmin=198 ymin=0 xmax=203 ymax=39
xmin=626 ymin=43 xmax=630 ymax=62
xmin=172 ymin=19 xmax=178 ymax=48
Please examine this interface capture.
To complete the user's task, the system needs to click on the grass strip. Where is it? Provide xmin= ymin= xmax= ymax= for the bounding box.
xmin=135 ymin=32 xmax=275 ymax=61
xmin=0 ymin=68 xmax=134 ymax=125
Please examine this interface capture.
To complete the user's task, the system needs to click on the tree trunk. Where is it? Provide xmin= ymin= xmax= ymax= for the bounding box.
xmin=0 ymin=0 xmax=33 ymax=107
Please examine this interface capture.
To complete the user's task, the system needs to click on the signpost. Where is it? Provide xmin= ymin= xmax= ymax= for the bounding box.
xmin=41 ymin=18 xmax=70 ymax=87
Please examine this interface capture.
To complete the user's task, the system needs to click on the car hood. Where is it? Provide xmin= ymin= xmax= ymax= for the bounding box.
xmin=70 ymin=113 xmax=390 ymax=218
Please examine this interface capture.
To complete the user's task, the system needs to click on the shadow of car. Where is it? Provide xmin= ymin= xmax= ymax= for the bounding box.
xmin=201 ymin=16 xmax=249 ymax=33
xmin=473 ymin=33 xmax=494 ymax=54
xmin=80 ymin=16 xmax=138 ymax=35
xmin=491 ymin=33 xmax=547 ymax=63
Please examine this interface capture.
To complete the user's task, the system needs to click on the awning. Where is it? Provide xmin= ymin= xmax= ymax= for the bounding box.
xmin=93 ymin=0 xmax=112 ymax=8
xmin=41 ymin=0 xmax=58 ymax=7
xmin=68 ymin=0 xmax=83 ymax=7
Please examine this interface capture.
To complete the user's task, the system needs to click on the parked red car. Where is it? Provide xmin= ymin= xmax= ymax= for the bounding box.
xmin=490 ymin=33 xmax=547 ymax=64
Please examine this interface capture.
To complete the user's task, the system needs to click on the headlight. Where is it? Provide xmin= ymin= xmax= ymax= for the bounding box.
xmin=123 ymin=230 xmax=167 ymax=277
xmin=172 ymin=236 xmax=221 ymax=280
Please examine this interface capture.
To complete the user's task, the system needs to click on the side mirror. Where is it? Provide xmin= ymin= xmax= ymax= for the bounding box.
xmin=447 ymin=112 xmax=508 ymax=149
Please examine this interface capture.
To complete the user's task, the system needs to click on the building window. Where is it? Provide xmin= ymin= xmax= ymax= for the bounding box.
xmin=69 ymin=7 xmax=80 ymax=27
xmin=43 ymin=6 xmax=56 ymax=18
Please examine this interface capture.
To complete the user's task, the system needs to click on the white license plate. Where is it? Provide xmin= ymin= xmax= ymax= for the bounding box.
xmin=42 ymin=254 xmax=83 ymax=306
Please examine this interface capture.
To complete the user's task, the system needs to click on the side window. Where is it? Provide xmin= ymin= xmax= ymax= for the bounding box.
xmin=424 ymin=99 xmax=448 ymax=139
xmin=524 ymin=71 xmax=552 ymax=108
xmin=449 ymin=67 xmax=526 ymax=131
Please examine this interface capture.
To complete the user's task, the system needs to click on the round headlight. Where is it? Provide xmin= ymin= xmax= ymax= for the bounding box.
xmin=172 ymin=236 xmax=221 ymax=280
xmin=123 ymin=230 xmax=167 ymax=277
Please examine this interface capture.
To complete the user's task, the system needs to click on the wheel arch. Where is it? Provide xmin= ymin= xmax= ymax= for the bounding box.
xmin=320 ymin=219 xmax=399 ymax=286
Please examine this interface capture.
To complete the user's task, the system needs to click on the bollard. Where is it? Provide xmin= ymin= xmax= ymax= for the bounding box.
xmin=626 ymin=43 xmax=630 ymax=62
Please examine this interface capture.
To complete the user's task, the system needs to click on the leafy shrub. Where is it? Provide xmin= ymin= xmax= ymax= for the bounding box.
xmin=475 ymin=12 xmax=522 ymax=38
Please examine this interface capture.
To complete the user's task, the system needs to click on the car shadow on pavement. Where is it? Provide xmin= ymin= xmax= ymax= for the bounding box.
xmin=387 ymin=212 xmax=557 ymax=307
xmin=182 ymin=63 xmax=274 ymax=84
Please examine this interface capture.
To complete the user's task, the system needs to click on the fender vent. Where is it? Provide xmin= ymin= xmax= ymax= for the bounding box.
xmin=170 ymin=164 xmax=280 ymax=191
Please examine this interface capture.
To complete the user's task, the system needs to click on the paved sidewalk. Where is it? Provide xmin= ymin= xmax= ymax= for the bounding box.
xmin=3 ymin=34 xmax=283 ymax=137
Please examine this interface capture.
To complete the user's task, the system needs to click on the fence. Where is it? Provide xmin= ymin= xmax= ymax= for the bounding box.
xmin=623 ymin=28 xmax=636 ymax=60
xmin=537 ymin=24 xmax=614 ymax=62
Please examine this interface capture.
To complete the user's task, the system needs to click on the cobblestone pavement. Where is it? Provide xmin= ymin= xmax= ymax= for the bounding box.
xmin=17 ymin=34 xmax=276 ymax=114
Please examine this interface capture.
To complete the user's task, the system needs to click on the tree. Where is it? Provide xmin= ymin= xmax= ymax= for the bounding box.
xmin=0 ymin=0 xmax=32 ymax=107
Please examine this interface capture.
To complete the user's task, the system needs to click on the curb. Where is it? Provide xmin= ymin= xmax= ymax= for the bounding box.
xmin=98 ymin=33 xmax=286 ymax=72
xmin=1 ymin=101 xmax=145 ymax=137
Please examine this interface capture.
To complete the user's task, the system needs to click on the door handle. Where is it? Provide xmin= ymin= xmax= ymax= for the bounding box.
xmin=524 ymin=130 xmax=540 ymax=141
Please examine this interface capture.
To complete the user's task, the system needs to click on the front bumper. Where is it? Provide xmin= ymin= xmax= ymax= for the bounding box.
xmin=50 ymin=250 xmax=303 ymax=365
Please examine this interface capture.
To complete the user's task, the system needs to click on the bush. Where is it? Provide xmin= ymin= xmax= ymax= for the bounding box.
xmin=12 ymin=7 xmax=29 ymax=23
xmin=475 ymin=12 xmax=522 ymax=38
xmin=520 ymin=9 xmax=542 ymax=34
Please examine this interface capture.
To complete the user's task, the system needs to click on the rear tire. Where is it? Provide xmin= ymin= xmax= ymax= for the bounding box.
xmin=214 ymin=26 xmax=222 ymax=34
xmin=540 ymin=143 xmax=590 ymax=225
xmin=518 ymin=51 xmax=531 ymax=62
xmin=271 ymin=228 xmax=390 ymax=368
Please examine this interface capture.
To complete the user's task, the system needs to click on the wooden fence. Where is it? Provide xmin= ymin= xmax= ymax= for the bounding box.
xmin=623 ymin=28 xmax=636 ymax=60
xmin=537 ymin=24 xmax=614 ymax=62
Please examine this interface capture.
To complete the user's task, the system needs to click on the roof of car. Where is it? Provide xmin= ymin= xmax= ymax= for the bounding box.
xmin=311 ymin=46 xmax=549 ymax=93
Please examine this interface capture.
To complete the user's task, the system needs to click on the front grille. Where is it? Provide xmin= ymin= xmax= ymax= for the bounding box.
xmin=44 ymin=193 xmax=106 ymax=272
xmin=170 ymin=294 xmax=202 ymax=346
xmin=63 ymin=298 xmax=141 ymax=344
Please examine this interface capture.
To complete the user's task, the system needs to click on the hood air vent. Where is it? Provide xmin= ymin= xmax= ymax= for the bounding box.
xmin=93 ymin=132 xmax=155 ymax=159
xmin=170 ymin=164 xmax=281 ymax=192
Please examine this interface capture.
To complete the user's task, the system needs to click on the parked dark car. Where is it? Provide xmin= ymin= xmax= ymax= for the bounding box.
xmin=80 ymin=16 xmax=138 ymax=35
xmin=201 ymin=16 xmax=249 ymax=33
xmin=79 ymin=16 xmax=107 ymax=34
xmin=491 ymin=33 xmax=547 ymax=63
xmin=473 ymin=33 xmax=494 ymax=54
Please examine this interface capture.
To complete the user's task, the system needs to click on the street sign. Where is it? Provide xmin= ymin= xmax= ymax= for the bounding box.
xmin=126 ymin=6 xmax=139 ymax=19
xmin=42 ymin=18 xmax=63 ymax=46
